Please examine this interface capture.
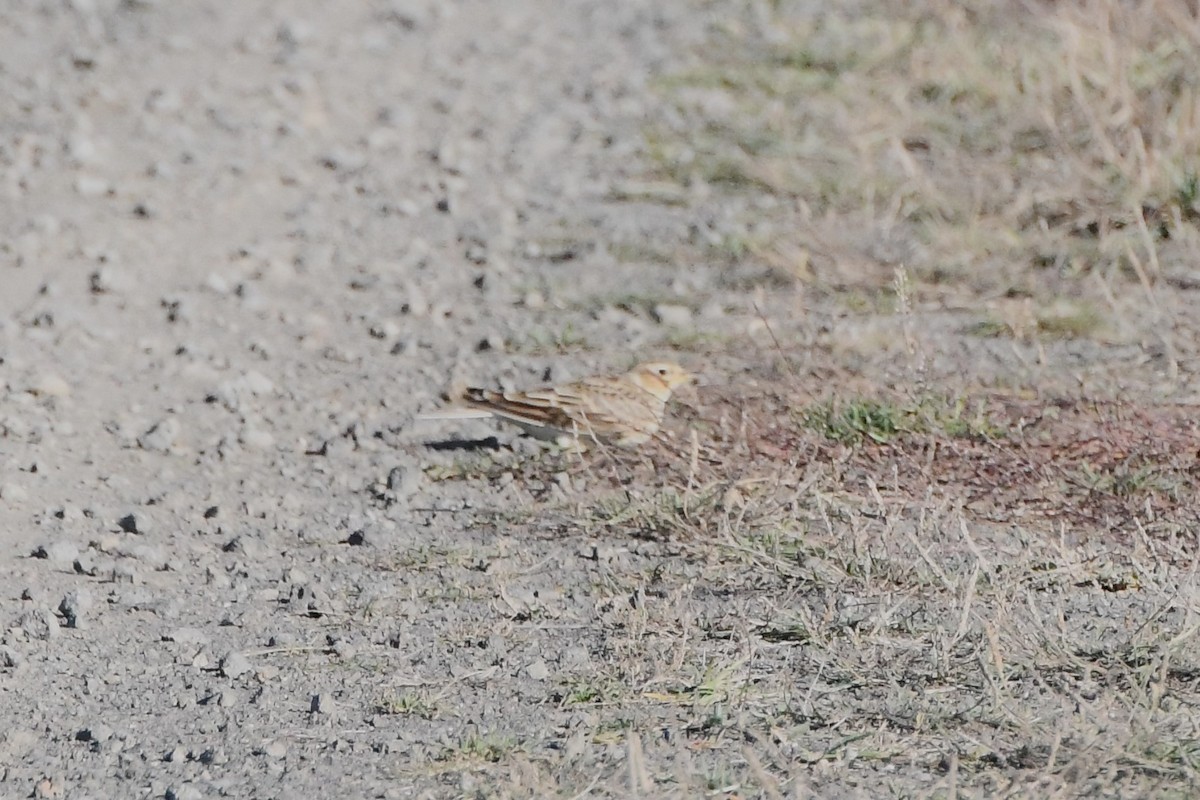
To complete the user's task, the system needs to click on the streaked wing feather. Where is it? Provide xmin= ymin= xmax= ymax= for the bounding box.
xmin=463 ymin=387 xmax=582 ymax=431
xmin=448 ymin=373 xmax=671 ymax=445
xmin=576 ymin=377 xmax=663 ymax=435
xmin=464 ymin=380 xmax=648 ymax=437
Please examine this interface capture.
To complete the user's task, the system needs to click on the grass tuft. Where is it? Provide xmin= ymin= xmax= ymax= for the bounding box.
xmin=804 ymin=394 xmax=1003 ymax=444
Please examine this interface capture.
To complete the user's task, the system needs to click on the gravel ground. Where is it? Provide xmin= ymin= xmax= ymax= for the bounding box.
xmin=0 ymin=1 xmax=759 ymax=797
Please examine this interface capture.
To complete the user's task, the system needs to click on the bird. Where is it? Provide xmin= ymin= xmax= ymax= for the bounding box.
xmin=417 ymin=361 xmax=693 ymax=448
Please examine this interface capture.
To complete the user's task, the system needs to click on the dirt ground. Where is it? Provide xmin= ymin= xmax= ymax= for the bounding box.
xmin=3 ymin=1 xmax=1200 ymax=798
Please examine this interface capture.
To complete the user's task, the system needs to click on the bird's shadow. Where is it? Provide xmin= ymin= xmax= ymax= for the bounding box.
xmin=423 ymin=436 xmax=502 ymax=452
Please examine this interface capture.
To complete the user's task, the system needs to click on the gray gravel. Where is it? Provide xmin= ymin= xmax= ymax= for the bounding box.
xmin=0 ymin=1 xmax=755 ymax=797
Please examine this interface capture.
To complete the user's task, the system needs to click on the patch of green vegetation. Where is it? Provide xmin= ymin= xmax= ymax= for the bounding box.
xmin=423 ymin=455 xmax=510 ymax=482
xmin=441 ymin=733 xmax=519 ymax=764
xmin=699 ymin=156 xmax=777 ymax=191
xmin=693 ymin=661 xmax=746 ymax=705
xmin=707 ymin=232 xmax=758 ymax=262
xmin=560 ymin=676 xmax=626 ymax=707
xmin=729 ymin=527 xmax=813 ymax=565
xmin=507 ymin=322 xmax=589 ymax=355
xmin=648 ymin=664 xmax=745 ymax=710
xmin=1178 ymin=170 xmax=1200 ymax=215
xmin=607 ymin=180 xmax=689 ymax=206
xmin=662 ymin=329 xmax=728 ymax=351
xmin=1036 ymin=305 xmax=1104 ymax=339
xmin=755 ymin=621 xmax=812 ymax=644
xmin=377 ymin=690 xmax=437 ymax=720
xmin=561 ymin=683 xmax=603 ymax=706
xmin=589 ymin=290 xmax=675 ymax=316
xmin=804 ymin=395 xmax=1004 ymax=444
xmin=591 ymin=718 xmax=635 ymax=746
xmin=526 ymin=237 xmax=588 ymax=263
xmin=607 ymin=241 xmax=679 ymax=265
xmin=833 ymin=286 xmax=903 ymax=314
xmin=930 ymin=396 xmax=1006 ymax=439
xmin=1076 ymin=461 xmax=1181 ymax=499
xmin=1138 ymin=737 xmax=1200 ymax=775
xmin=964 ymin=318 xmax=1013 ymax=338
xmin=804 ymin=399 xmax=902 ymax=444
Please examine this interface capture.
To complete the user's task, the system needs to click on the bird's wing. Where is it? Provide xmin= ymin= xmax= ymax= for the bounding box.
xmin=570 ymin=377 xmax=664 ymax=435
xmin=461 ymin=385 xmax=593 ymax=431
xmin=466 ymin=376 xmax=658 ymax=433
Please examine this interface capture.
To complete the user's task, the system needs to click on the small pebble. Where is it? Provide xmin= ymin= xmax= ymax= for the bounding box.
xmin=240 ymin=427 xmax=275 ymax=450
xmin=116 ymin=513 xmax=143 ymax=534
xmin=18 ymin=608 xmax=60 ymax=640
xmin=243 ymin=370 xmax=275 ymax=395
xmin=223 ymin=536 xmax=262 ymax=558
xmin=34 ymin=541 xmax=80 ymax=568
xmin=204 ymin=273 xmax=230 ymax=293
xmin=475 ymin=334 xmax=505 ymax=352
xmin=202 ymin=748 xmax=227 ymax=765
xmin=111 ymin=563 xmax=140 ymax=584
xmin=0 ymin=645 xmax=24 ymax=668
xmin=564 ymin=728 xmax=589 ymax=759
xmin=138 ymin=417 xmax=180 ymax=452
xmin=561 ymin=646 xmax=591 ymax=669
xmin=212 ymin=370 xmax=275 ymax=410
xmin=165 ymin=627 xmax=209 ymax=645
xmin=310 ymin=693 xmax=337 ymax=714
xmin=54 ymin=505 xmax=84 ymax=523
xmin=220 ymin=651 xmax=253 ymax=679
xmin=386 ymin=465 xmax=420 ymax=496
xmin=33 ymin=776 xmax=65 ymax=799
xmin=166 ymin=784 xmax=203 ymax=800
xmin=72 ymin=555 xmax=98 ymax=575
xmin=653 ymin=303 xmax=693 ymax=327
xmin=0 ymin=483 xmax=28 ymax=502
xmin=29 ymin=374 xmax=71 ymax=398
xmin=262 ymin=739 xmax=287 ymax=759
xmin=94 ymin=533 xmax=122 ymax=552
xmin=75 ymin=724 xmax=113 ymax=743
xmin=283 ymin=568 xmax=307 ymax=584
xmin=75 ymin=175 xmax=111 ymax=197
xmin=58 ymin=589 xmax=94 ymax=628
xmin=89 ymin=266 xmax=126 ymax=294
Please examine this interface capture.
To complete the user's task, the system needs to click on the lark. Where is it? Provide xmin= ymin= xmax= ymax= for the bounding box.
xmin=418 ymin=362 xmax=693 ymax=448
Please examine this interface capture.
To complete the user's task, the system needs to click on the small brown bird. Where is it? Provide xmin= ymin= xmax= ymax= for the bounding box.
xmin=418 ymin=361 xmax=693 ymax=448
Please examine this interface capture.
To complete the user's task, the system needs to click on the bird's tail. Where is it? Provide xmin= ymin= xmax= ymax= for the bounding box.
xmin=414 ymin=406 xmax=494 ymax=422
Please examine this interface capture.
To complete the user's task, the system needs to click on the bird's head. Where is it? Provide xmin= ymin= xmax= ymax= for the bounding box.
xmin=629 ymin=361 xmax=694 ymax=400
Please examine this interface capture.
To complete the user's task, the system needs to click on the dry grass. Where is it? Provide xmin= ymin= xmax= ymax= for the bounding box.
xmin=419 ymin=382 xmax=1200 ymax=796
xmin=651 ymin=0 xmax=1200 ymax=306
xmin=409 ymin=1 xmax=1200 ymax=795
xmin=556 ymin=385 xmax=1200 ymax=795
